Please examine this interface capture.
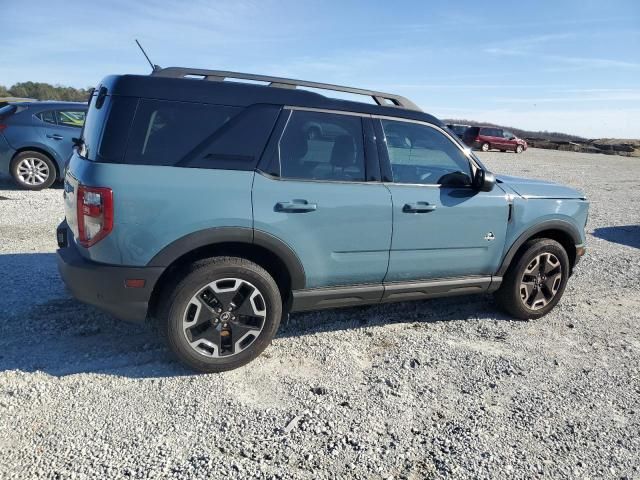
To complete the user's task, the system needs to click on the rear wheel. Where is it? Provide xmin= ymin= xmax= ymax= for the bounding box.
xmin=481 ymin=142 xmax=490 ymax=152
xmin=495 ymin=239 xmax=570 ymax=320
xmin=160 ymin=257 xmax=282 ymax=373
xmin=10 ymin=151 xmax=56 ymax=190
xmin=515 ymin=144 xmax=524 ymax=154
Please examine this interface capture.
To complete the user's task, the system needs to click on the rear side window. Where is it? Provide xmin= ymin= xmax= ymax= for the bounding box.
xmin=56 ymin=110 xmax=86 ymax=128
xmin=37 ymin=110 xmax=57 ymax=125
xmin=124 ymin=100 xmax=279 ymax=170
xmin=276 ymin=110 xmax=365 ymax=181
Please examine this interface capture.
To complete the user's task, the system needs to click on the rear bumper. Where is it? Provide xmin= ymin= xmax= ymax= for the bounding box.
xmin=56 ymin=222 xmax=163 ymax=323
xmin=0 ymin=135 xmax=16 ymax=176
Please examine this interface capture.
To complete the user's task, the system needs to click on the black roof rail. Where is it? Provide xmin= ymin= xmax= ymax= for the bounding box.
xmin=151 ymin=67 xmax=422 ymax=112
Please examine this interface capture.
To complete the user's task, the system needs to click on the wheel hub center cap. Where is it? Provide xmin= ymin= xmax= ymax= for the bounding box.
xmin=219 ymin=311 xmax=231 ymax=322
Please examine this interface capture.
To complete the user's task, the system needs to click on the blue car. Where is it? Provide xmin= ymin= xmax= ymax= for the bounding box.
xmin=56 ymin=68 xmax=588 ymax=372
xmin=0 ymin=101 xmax=87 ymax=189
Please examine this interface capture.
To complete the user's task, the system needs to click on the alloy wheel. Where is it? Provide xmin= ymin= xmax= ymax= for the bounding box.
xmin=17 ymin=157 xmax=50 ymax=186
xmin=182 ymin=278 xmax=266 ymax=357
xmin=519 ymin=253 xmax=563 ymax=310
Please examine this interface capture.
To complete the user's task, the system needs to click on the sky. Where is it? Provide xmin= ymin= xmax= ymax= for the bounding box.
xmin=1 ymin=0 xmax=639 ymax=138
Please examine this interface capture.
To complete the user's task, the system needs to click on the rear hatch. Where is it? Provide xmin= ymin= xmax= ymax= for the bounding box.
xmin=63 ymin=84 xmax=134 ymax=244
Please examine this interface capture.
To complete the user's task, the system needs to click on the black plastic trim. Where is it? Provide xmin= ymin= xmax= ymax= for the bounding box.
xmin=496 ymin=220 xmax=582 ymax=276
xmin=147 ymin=226 xmax=306 ymax=290
xmin=291 ymin=285 xmax=383 ymax=312
xmin=56 ymin=226 xmax=163 ymax=323
xmin=291 ymin=276 xmax=498 ymax=312
xmin=382 ymin=277 xmax=492 ymax=303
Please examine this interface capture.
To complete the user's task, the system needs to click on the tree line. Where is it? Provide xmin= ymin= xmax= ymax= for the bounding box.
xmin=0 ymin=82 xmax=92 ymax=102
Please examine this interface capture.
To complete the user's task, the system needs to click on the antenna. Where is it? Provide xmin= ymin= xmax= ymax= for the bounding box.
xmin=135 ymin=39 xmax=160 ymax=72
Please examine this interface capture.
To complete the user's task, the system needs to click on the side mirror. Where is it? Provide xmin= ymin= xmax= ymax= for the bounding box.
xmin=509 ymin=136 xmax=516 ymax=140
xmin=474 ymin=169 xmax=495 ymax=192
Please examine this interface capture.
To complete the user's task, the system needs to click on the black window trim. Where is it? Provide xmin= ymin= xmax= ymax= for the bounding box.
xmin=256 ymin=106 xmax=380 ymax=185
xmin=372 ymin=115 xmax=481 ymax=188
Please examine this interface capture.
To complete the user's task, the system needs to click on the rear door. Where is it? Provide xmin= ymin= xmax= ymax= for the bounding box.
xmin=36 ymin=108 xmax=85 ymax=169
xmin=375 ymin=118 xmax=509 ymax=282
xmin=253 ymin=108 xmax=392 ymax=289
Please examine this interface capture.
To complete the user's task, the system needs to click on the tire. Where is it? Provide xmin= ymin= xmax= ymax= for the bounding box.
xmin=494 ymin=239 xmax=570 ymax=320
xmin=10 ymin=151 xmax=57 ymax=190
xmin=159 ymin=257 xmax=282 ymax=373
xmin=481 ymin=143 xmax=490 ymax=152
xmin=515 ymin=145 xmax=524 ymax=154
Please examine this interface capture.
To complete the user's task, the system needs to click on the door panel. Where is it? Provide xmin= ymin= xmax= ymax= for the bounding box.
xmin=253 ymin=173 xmax=392 ymax=288
xmin=253 ymin=108 xmax=392 ymax=289
xmin=385 ymin=184 xmax=508 ymax=281
xmin=374 ymin=118 xmax=509 ymax=282
xmin=36 ymin=110 xmax=83 ymax=170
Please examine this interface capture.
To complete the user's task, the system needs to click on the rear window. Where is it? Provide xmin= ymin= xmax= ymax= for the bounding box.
xmin=123 ymin=100 xmax=279 ymax=170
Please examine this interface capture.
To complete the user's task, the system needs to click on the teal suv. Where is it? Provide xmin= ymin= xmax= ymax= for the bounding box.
xmin=57 ymin=68 xmax=589 ymax=372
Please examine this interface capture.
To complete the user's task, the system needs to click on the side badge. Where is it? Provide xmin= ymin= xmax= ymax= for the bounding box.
xmin=484 ymin=232 xmax=495 ymax=241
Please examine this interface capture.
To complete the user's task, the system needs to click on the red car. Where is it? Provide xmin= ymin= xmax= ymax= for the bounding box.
xmin=463 ymin=126 xmax=527 ymax=153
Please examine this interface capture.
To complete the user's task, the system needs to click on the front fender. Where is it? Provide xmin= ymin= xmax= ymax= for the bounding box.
xmin=497 ymin=197 xmax=588 ymax=276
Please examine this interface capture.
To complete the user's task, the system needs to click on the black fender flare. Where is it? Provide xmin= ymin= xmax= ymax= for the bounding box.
xmin=147 ymin=226 xmax=306 ymax=289
xmin=496 ymin=220 xmax=582 ymax=276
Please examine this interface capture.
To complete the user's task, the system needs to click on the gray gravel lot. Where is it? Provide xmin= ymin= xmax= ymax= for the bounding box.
xmin=0 ymin=148 xmax=639 ymax=479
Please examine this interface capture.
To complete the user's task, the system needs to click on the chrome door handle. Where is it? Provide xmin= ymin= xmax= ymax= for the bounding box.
xmin=47 ymin=134 xmax=63 ymax=140
xmin=275 ymin=200 xmax=317 ymax=213
xmin=403 ymin=202 xmax=437 ymax=213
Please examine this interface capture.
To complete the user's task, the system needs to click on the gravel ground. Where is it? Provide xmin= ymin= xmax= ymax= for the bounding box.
xmin=0 ymin=148 xmax=638 ymax=479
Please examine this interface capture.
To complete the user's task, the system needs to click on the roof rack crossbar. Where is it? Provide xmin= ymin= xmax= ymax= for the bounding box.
xmin=151 ymin=67 xmax=422 ymax=111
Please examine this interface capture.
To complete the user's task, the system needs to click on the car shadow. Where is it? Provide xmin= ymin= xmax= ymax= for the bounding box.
xmin=592 ymin=225 xmax=640 ymax=249
xmin=0 ymin=252 xmax=512 ymax=378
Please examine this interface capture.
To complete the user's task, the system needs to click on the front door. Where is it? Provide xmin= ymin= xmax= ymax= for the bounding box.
xmin=375 ymin=118 xmax=509 ymax=282
xmin=253 ymin=109 xmax=392 ymax=289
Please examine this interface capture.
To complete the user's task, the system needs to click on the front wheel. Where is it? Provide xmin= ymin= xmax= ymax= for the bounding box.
xmin=10 ymin=151 xmax=57 ymax=190
xmin=481 ymin=142 xmax=490 ymax=152
xmin=515 ymin=145 xmax=524 ymax=154
xmin=160 ymin=257 xmax=282 ymax=373
xmin=495 ymin=239 xmax=570 ymax=320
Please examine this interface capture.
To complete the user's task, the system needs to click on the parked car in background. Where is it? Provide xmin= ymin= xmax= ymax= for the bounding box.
xmin=446 ymin=123 xmax=470 ymax=139
xmin=463 ymin=126 xmax=527 ymax=153
xmin=57 ymin=68 xmax=588 ymax=373
xmin=0 ymin=101 xmax=87 ymax=189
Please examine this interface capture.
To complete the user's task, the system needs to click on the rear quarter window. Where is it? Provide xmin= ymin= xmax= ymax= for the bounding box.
xmin=124 ymin=99 xmax=280 ymax=170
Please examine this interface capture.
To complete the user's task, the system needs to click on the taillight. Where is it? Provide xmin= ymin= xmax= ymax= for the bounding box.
xmin=0 ymin=124 xmax=7 ymax=133
xmin=77 ymin=185 xmax=113 ymax=247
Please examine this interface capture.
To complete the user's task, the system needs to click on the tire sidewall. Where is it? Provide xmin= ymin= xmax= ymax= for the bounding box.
xmin=10 ymin=152 xmax=57 ymax=190
xmin=499 ymin=239 xmax=570 ymax=319
xmin=165 ymin=260 xmax=282 ymax=372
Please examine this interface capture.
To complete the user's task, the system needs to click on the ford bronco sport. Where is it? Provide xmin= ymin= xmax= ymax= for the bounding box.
xmin=56 ymin=68 xmax=588 ymax=372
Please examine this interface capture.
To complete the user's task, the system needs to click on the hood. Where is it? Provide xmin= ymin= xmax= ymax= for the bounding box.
xmin=497 ymin=175 xmax=585 ymax=199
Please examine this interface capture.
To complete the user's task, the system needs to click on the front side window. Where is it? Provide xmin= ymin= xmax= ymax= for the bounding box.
xmin=56 ymin=110 xmax=86 ymax=128
xmin=381 ymin=119 xmax=472 ymax=186
xmin=503 ymin=130 xmax=514 ymax=139
xmin=277 ymin=110 xmax=365 ymax=181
